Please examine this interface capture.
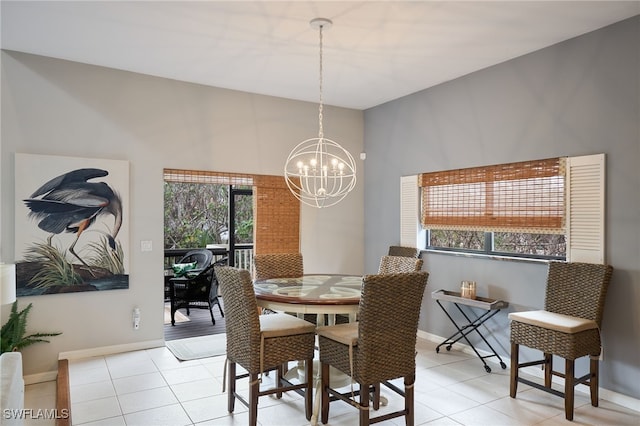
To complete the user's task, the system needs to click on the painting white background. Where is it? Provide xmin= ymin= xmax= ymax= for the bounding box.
xmin=14 ymin=153 xmax=130 ymax=287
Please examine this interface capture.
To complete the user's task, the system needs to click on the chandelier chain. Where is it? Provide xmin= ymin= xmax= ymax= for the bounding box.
xmin=318 ymin=23 xmax=324 ymax=140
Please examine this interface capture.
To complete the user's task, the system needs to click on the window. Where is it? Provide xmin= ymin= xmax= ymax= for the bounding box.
xmin=419 ymin=158 xmax=565 ymax=259
xmin=164 ymin=170 xmax=254 ymax=249
xmin=428 ymin=230 xmax=566 ymax=259
xmin=164 ymin=169 xmax=300 ymax=255
xmin=402 ymin=154 xmax=605 ymax=262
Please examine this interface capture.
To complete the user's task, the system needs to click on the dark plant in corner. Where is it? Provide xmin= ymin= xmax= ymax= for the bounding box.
xmin=1 ymin=301 xmax=62 ymax=354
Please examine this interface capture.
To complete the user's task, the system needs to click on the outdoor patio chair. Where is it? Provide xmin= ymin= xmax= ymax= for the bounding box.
xmin=169 ymin=250 xmax=226 ymax=326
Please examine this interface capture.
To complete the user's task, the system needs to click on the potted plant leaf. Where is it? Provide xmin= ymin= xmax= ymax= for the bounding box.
xmin=1 ymin=301 xmax=61 ymax=354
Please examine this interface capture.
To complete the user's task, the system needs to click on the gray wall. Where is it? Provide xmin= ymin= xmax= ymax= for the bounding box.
xmin=364 ymin=16 xmax=639 ymax=399
xmin=0 ymin=51 xmax=364 ymax=376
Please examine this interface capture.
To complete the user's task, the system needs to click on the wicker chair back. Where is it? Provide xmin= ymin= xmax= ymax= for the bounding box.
xmin=378 ymin=255 xmax=423 ymax=274
xmin=544 ymin=261 xmax=614 ymax=326
xmin=253 ymin=253 xmax=303 ymax=280
xmin=178 ymin=249 xmax=213 ymax=271
xmin=215 ymin=266 xmax=262 ymax=371
xmin=355 ymin=271 xmax=429 ymax=383
xmin=387 ymin=245 xmax=419 ymax=258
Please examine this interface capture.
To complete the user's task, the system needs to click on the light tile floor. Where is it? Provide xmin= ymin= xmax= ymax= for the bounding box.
xmin=24 ymin=338 xmax=639 ymax=425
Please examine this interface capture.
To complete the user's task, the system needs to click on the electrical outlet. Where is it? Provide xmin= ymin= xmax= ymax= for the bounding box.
xmin=133 ymin=307 xmax=141 ymax=330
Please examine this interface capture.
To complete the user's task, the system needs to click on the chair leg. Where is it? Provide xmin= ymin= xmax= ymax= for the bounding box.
xmin=590 ymin=357 xmax=599 ymax=407
xmin=405 ymin=374 xmax=415 ymax=426
xmin=211 ymin=295 xmax=224 ymax=317
xmin=276 ymin=365 xmax=283 ymax=399
xmin=170 ymin=292 xmax=176 ymax=326
xmin=565 ymin=359 xmax=575 ymax=421
xmin=544 ymin=353 xmax=553 ymax=388
xmin=359 ymin=383 xmax=370 ymax=426
xmin=305 ymin=358 xmax=313 ymax=420
xmin=372 ymin=383 xmax=380 ymax=410
xmin=208 ymin=303 xmax=216 ymax=325
xmin=510 ymin=342 xmax=518 ymax=398
xmin=249 ymin=372 xmax=259 ymax=426
xmin=228 ymin=361 xmax=236 ymax=413
xmin=321 ymin=362 xmax=330 ymax=424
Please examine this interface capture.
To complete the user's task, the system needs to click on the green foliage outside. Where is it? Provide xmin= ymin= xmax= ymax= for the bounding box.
xmin=431 ymin=230 xmax=485 ymax=250
xmin=430 ymin=230 xmax=565 ymax=257
xmin=164 ymin=182 xmax=253 ymax=249
xmin=493 ymin=232 xmax=565 ymax=256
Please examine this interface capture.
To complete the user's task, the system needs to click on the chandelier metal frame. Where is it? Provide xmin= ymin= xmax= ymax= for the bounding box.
xmin=284 ymin=18 xmax=357 ymax=208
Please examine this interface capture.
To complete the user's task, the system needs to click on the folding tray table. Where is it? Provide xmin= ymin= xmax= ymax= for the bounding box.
xmin=432 ymin=289 xmax=508 ymax=373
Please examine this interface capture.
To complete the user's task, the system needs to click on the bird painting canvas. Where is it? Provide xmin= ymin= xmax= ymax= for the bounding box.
xmin=14 ymin=153 xmax=129 ymax=296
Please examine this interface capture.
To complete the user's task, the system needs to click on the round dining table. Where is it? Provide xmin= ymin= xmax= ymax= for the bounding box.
xmin=253 ymin=274 xmax=364 ymax=424
xmin=253 ymin=274 xmax=362 ymax=326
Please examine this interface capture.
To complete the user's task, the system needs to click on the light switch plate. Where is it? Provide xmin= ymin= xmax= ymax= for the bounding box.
xmin=140 ymin=240 xmax=153 ymax=252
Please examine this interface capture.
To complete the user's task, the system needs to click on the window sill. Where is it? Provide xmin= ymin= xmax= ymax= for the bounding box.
xmin=420 ymin=248 xmax=555 ymax=264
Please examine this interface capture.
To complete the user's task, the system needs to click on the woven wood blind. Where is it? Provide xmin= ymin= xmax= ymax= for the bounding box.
xmin=253 ymin=175 xmax=300 ymax=254
xmin=164 ymin=169 xmax=254 ymax=186
xmin=163 ymin=169 xmax=300 ymax=255
xmin=418 ymin=158 xmax=565 ymax=233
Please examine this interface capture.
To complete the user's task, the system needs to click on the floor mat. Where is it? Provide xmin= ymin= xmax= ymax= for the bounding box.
xmin=165 ymin=334 xmax=226 ymax=361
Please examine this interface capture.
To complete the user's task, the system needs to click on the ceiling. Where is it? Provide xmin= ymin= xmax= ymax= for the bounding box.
xmin=2 ymin=1 xmax=638 ymax=110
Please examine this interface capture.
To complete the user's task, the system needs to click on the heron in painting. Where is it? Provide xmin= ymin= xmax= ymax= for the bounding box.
xmin=23 ymin=168 xmax=123 ymax=272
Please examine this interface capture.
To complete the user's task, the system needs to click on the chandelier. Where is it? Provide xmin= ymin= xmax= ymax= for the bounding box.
xmin=284 ymin=18 xmax=357 ymax=208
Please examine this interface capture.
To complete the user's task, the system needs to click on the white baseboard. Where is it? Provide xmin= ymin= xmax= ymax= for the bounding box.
xmin=416 ymin=330 xmax=640 ymax=413
xmin=24 ymin=340 xmax=165 ymax=385
xmin=23 ymin=371 xmax=58 ymax=386
xmin=58 ymin=339 xmax=165 ymax=361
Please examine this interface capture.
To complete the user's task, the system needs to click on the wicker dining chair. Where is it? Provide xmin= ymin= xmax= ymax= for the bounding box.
xmin=215 ymin=266 xmax=316 ymax=425
xmin=387 ymin=245 xmax=419 ymax=258
xmin=253 ymin=252 xmax=304 ymax=280
xmin=378 ymin=255 xmax=423 ymax=274
xmin=509 ymin=261 xmax=614 ymax=421
xmin=317 ymin=271 xmax=429 ymax=425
